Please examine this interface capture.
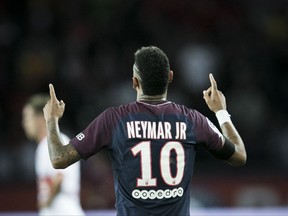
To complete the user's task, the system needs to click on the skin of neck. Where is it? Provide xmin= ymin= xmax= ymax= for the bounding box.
xmin=137 ymin=89 xmax=168 ymax=102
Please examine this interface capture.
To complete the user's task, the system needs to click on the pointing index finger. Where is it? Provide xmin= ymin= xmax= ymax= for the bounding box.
xmin=49 ymin=83 xmax=58 ymax=102
xmin=209 ymin=73 xmax=218 ymax=91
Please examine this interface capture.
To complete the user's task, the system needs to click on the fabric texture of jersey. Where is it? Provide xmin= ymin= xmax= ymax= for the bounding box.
xmin=70 ymin=101 xmax=224 ymax=216
xmin=35 ymin=134 xmax=85 ymax=216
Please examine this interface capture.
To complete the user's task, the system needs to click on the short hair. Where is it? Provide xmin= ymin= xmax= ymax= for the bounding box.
xmin=25 ymin=94 xmax=50 ymax=115
xmin=134 ymin=46 xmax=170 ymax=95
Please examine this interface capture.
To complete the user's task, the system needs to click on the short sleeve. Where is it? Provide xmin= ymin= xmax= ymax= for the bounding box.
xmin=193 ymin=110 xmax=224 ymax=152
xmin=70 ymin=108 xmax=115 ymax=160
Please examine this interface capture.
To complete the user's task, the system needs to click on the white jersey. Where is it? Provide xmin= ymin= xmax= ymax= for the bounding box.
xmin=35 ymin=134 xmax=85 ymax=216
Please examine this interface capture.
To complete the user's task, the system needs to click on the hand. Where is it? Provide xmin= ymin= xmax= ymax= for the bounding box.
xmin=203 ymin=74 xmax=227 ymax=113
xmin=43 ymin=84 xmax=65 ymax=122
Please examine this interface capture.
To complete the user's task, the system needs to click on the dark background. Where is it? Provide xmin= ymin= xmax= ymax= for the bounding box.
xmin=1 ymin=0 xmax=288 ymax=211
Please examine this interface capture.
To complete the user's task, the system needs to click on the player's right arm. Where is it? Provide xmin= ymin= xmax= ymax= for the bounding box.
xmin=203 ymin=74 xmax=247 ymax=166
xmin=43 ymin=84 xmax=81 ymax=169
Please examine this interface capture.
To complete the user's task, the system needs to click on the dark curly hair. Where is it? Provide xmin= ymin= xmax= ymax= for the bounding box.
xmin=134 ymin=46 xmax=170 ymax=96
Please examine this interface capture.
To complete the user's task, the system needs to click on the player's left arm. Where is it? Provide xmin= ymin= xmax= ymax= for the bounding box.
xmin=203 ymin=74 xmax=246 ymax=166
xmin=43 ymin=84 xmax=81 ymax=169
xmin=220 ymin=122 xmax=246 ymax=166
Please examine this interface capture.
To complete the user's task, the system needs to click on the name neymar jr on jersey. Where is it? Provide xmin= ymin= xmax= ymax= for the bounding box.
xmin=126 ymin=121 xmax=187 ymax=140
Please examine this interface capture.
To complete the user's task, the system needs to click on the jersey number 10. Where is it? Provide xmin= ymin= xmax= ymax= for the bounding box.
xmin=131 ymin=141 xmax=185 ymax=187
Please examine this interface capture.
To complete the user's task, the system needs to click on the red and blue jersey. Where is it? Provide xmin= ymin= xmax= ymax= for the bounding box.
xmin=70 ymin=100 xmax=223 ymax=216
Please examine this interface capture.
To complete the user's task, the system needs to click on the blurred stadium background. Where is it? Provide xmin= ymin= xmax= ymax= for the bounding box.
xmin=1 ymin=0 xmax=288 ymax=214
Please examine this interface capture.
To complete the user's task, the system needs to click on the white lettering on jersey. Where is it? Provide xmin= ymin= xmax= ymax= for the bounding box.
xmin=76 ymin=132 xmax=85 ymax=140
xmin=132 ymin=187 xmax=184 ymax=200
xmin=175 ymin=122 xmax=186 ymax=139
xmin=147 ymin=122 xmax=157 ymax=139
xmin=126 ymin=121 xmax=186 ymax=140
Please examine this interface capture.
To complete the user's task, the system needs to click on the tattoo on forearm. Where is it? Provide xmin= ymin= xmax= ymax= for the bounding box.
xmin=47 ymin=120 xmax=81 ymax=168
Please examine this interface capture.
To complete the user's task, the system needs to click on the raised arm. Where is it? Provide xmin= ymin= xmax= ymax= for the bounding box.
xmin=43 ymin=84 xmax=81 ymax=169
xmin=203 ymin=74 xmax=247 ymax=166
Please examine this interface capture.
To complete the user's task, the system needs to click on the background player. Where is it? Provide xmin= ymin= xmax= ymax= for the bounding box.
xmin=22 ymin=94 xmax=85 ymax=216
xmin=43 ymin=46 xmax=246 ymax=216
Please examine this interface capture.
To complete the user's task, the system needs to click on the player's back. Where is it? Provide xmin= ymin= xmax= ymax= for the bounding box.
xmin=71 ymin=100 xmax=223 ymax=216
xmin=107 ymin=101 xmax=201 ymax=216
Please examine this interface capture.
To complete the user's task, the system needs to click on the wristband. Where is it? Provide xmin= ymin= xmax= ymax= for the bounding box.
xmin=215 ymin=110 xmax=231 ymax=126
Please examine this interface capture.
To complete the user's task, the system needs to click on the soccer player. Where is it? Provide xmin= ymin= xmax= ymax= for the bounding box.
xmin=43 ymin=46 xmax=246 ymax=216
xmin=22 ymin=94 xmax=85 ymax=216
